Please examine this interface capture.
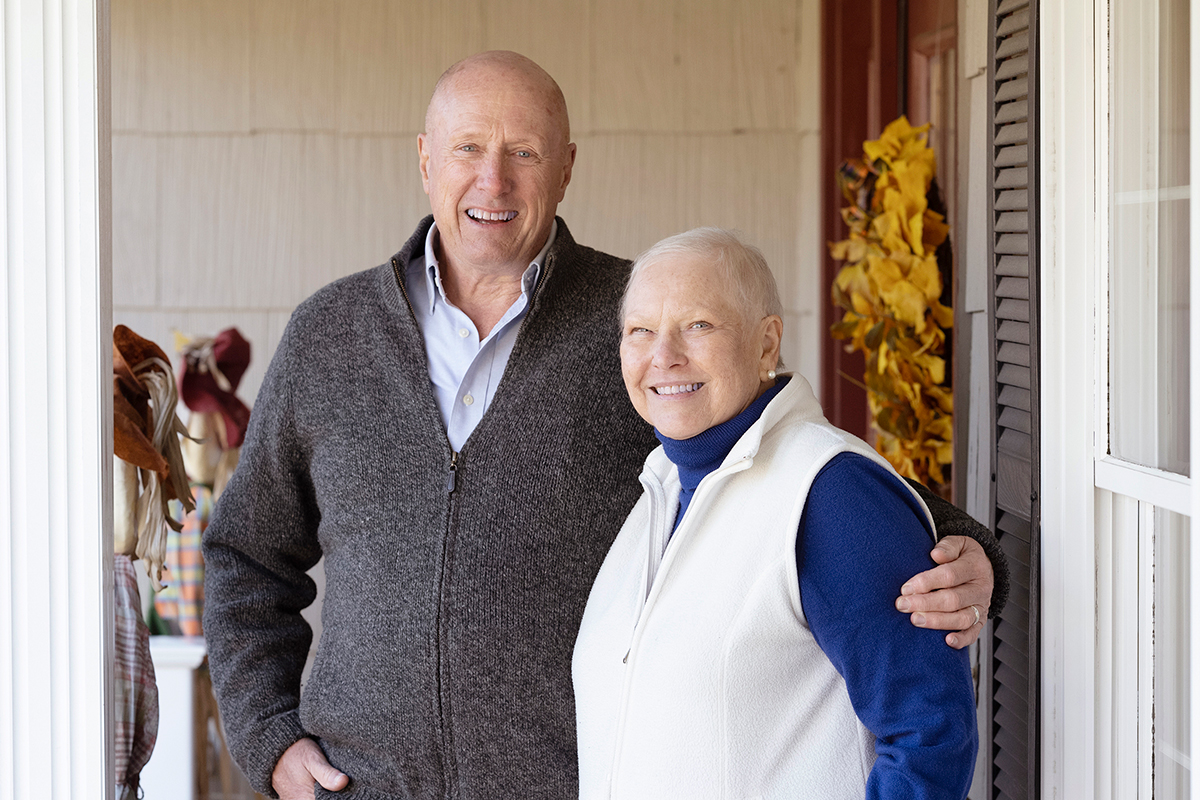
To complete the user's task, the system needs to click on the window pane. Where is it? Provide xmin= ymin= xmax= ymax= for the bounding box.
xmin=1154 ymin=507 xmax=1190 ymax=796
xmin=1110 ymin=0 xmax=1191 ymax=476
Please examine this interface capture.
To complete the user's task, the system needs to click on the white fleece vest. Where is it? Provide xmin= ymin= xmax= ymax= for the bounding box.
xmin=572 ymin=376 xmax=935 ymax=800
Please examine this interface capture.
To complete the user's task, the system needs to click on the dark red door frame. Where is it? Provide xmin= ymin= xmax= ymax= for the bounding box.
xmin=820 ymin=0 xmax=900 ymax=439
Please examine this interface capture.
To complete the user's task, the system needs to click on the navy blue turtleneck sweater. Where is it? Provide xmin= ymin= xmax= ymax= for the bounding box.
xmin=657 ymin=377 xmax=789 ymax=531
xmin=654 ymin=377 xmax=977 ymax=800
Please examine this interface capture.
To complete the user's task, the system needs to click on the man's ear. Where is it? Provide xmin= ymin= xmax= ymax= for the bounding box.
xmin=418 ymin=133 xmax=432 ymax=195
xmin=557 ymin=142 xmax=577 ymax=200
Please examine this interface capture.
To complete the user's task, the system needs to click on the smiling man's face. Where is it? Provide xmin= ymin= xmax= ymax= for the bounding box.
xmin=418 ymin=54 xmax=576 ymax=278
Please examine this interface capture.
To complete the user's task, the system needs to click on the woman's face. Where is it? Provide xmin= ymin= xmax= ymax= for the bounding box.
xmin=620 ymin=254 xmax=782 ymax=440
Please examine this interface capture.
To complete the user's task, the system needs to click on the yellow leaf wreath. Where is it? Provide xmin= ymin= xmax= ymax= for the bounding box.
xmin=829 ymin=116 xmax=954 ymax=490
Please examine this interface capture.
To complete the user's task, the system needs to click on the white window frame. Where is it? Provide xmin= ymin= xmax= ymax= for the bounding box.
xmin=1041 ymin=0 xmax=1200 ymax=797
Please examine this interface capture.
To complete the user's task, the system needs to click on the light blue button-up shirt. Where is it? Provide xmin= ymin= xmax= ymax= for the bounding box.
xmin=405 ymin=220 xmax=556 ymax=452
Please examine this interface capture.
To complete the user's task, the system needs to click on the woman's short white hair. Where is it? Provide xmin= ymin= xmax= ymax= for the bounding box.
xmin=622 ymin=227 xmax=784 ymax=324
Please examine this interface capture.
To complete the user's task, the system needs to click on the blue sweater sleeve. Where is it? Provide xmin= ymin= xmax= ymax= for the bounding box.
xmin=797 ymin=453 xmax=978 ymax=799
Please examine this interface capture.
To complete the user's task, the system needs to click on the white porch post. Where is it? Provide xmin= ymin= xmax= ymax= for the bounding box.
xmin=0 ymin=0 xmax=112 ymax=799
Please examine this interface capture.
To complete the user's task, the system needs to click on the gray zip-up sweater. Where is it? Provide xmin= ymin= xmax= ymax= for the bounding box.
xmin=203 ymin=216 xmax=1008 ymax=800
xmin=204 ymin=218 xmax=658 ymax=799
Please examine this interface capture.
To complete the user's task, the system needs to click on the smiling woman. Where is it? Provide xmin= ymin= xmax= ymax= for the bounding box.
xmin=574 ymin=227 xmax=979 ymax=800
xmin=619 ymin=230 xmax=783 ymax=439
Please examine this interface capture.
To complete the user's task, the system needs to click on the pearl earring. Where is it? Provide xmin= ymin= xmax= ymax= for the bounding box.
xmin=767 ymin=369 xmax=777 ymax=380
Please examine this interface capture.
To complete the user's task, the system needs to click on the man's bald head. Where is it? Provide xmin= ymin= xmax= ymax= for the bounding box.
xmin=417 ymin=51 xmax=577 ymax=281
xmin=425 ymin=51 xmax=571 ymax=147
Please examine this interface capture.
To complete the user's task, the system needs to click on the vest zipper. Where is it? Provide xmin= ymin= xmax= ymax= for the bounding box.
xmin=633 ymin=456 xmax=752 ymax=630
xmin=608 ymin=456 xmax=753 ymax=794
xmin=447 ymin=450 xmax=458 ymax=493
xmin=609 ymin=471 xmax=669 ymax=795
xmin=622 ymin=471 xmax=670 ymax=663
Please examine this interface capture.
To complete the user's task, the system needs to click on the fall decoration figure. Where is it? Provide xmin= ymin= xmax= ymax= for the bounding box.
xmin=176 ymin=326 xmax=251 ymax=498
xmin=113 ymin=324 xmax=195 ymax=588
xmin=829 ymin=116 xmax=955 ymax=492
xmin=153 ymin=327 xmax=252 ymax=637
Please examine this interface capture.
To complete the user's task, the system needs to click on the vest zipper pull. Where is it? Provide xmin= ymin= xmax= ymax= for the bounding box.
xmin=447 ymin=451 xmax=459 ymax=493
xmin=622 ymin=649 xmax=629 ymax=664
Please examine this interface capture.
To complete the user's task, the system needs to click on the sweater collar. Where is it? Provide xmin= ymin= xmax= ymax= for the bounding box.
xmin=420 ymin=220 xmax=554 ymax=314
xmin=382 ymin=215 xmax=579 ymax=318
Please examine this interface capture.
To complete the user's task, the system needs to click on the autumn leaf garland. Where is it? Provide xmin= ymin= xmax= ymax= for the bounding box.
xmin=829 ymin=116 xmax=955 ymax=490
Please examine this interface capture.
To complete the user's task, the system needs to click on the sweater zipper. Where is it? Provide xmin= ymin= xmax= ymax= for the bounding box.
xmin=391 ymin=247 xmax=551 ymax=796
xmin=392 ymin=254 xmax=460 ymax=796
xmin=391 ymin=256 xmax=418 ymax=320
xmin=434 ymin=445 xmax=461 ymax=796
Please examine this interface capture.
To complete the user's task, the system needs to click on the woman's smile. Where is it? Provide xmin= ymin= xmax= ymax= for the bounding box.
xmin=651 ymin=382 xmax=704 ymax=396
xmin=620 ymin=252 xmax=781 ymax=440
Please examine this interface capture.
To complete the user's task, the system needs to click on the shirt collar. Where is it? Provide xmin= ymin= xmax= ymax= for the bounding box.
xmin=421 ymin=220 xmax=557 ymax=314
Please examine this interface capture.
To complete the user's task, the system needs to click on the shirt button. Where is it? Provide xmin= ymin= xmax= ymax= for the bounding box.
xmin=458 ymin=328 xmax=470 ymax=338
xmin=462 ymin=394 xmax=474 ymax=406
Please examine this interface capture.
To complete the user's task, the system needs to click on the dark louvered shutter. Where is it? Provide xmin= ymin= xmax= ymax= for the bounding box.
xmin=988 ymin=1 xmax=1040 ymax=799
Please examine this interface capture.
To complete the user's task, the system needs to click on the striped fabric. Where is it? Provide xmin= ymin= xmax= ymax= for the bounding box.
xmin=156 ymin=484 xmax=213 ymax=635
xmin=114 ymin=554 xmax=158 ymax=791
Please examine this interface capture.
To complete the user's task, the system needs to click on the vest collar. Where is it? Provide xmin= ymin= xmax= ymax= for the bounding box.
xmin=640 ymin=372 xmax=826 ymax=486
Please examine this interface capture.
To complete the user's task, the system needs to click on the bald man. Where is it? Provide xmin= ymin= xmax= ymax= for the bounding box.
xmin=202 ymin=51 xmax=1007 ymax=800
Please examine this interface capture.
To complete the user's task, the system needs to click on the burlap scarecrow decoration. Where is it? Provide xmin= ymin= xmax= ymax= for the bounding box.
xmin=112 ymin=324 xmax=194 ymax=589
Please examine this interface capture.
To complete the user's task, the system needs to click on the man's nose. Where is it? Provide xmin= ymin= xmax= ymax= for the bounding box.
xmin=476 ymin=152 xmax=510 ymax=195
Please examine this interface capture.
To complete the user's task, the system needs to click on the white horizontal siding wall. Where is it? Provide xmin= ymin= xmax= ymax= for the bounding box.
xmin=110 ymin=0 xmax=824 ymax=404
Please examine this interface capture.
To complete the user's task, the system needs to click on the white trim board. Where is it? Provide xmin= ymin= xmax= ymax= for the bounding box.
xmin=0 ymin=0 xmax=113 ymax=797
xmin=1038 ymin=0 xmax=1101 ymax=795
xmin=1189 ymin=0 xmax=1200 ymax=796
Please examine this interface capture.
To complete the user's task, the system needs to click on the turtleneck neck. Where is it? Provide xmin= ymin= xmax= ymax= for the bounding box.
xmin=656 ymin=376 xmax=789 ymax=532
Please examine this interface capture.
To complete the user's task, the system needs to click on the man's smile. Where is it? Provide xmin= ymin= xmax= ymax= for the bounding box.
xmin=466 ymin=208 xmax=518 ymax=223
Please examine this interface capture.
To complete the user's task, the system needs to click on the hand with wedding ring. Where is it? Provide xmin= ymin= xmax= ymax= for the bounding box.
xmin=894 ymin=535 xmax=994 ymax=649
